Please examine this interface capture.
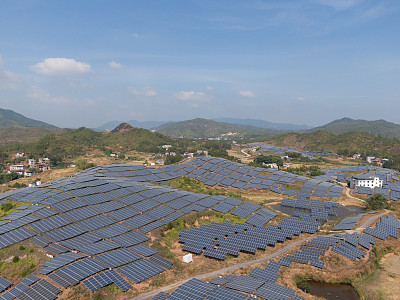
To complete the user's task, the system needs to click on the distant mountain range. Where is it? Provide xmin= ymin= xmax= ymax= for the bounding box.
xmin=211 ymin=117 xmax=312 ymax=131
xmin=311 ymin=117 xmax=400 ymax=140
xmin=98 ymin=118 xmax=310 ymax=132
xmin=0 ymin=108 xmax=57 ymax=129
xmin=152 ymin=118 xmax=282 ymax=139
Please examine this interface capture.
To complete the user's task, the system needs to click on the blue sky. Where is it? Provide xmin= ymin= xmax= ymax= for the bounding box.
xmin=0 ymin=0 xmax=399 ymax=128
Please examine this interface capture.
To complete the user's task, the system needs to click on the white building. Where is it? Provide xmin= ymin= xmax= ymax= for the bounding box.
xmin=28 ymin=159 xmax=36 ymax=166
xmin=15 ymin=152 xmax=25 ymax=158
xmin=350 ymin=174 xmax=383 ymax=189
xmin=366 ymin=156 xmax=376 ymax=164
xmin=10 ymin=165 xmax=25 ymax=175
xmin=182 ymin=253 xmax=193 ymax=263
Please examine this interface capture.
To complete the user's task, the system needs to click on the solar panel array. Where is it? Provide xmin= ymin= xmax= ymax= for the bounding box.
xmin=0 ymin=156 xmax=393 ymax=299
xmin=155 ymin=258 xmax=307 ymax=300
xmin=244 ymin=142 xmax=336 ymax=159
xmin=333 ymin=211 xmax=377 ymax=231
xmin=363 ymin=215 xmax=400 ymax=240
xmin=281 ymin=197 xmax=339 ymax=220
xmin=179 ymin=218 xmax=321 ymax=260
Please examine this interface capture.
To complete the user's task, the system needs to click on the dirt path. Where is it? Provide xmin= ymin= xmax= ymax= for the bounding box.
xmin=345 ymin=187 xmax=366 ymax=203
xmin=131 ymin=237 xmax=313 ymax=300
xmin=241 ymin=149 xmax=251 ymax=157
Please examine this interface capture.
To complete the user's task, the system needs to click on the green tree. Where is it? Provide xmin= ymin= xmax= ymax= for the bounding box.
xmin=253 ymin=155 xmax=283 ymax=167
xmin=366 ymin=194 xmax=389 ymax=210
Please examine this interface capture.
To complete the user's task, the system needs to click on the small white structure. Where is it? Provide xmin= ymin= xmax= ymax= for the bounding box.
xmin=366 ymin=156 xmax=375 ymax=163
xmin=36 ymin=181 xmax=42 ymax=186
xmin=16 ymin=152 xmax=25 ymax=158
xmin=28 ymin=159 xmax=36 ymax=166
xmin=28 ymin=183 xmax=36 ymax=188
xmin=350 ymin=174 xmax=383 ymax=189
xmin=110 ymin=153 xmax=119 ymax=158
xmin=182 ymin=253 xmax=193 ymax=263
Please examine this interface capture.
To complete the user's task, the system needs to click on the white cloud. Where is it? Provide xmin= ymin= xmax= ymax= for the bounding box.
xmin=133 ymin=33 xmax=140 ymax=39
xmin=31 ymin=58 xmax=91 ymax=77
xmin=239 ymin=90 xmax=256 ymax=98
xmin=174 ymin=91 xmax=212 ymax=102
xmin=297 ymin=96 xmax=306 ymax=102
xmin=205 ymin=86 xmax=214 ymax=91
xmin=109 ymin=61 xmax=123 ymax=69
xmin=0 ymin=55 xmax=23 ymax=90
xmin=129 ymin=86 xmax=157 ymax=97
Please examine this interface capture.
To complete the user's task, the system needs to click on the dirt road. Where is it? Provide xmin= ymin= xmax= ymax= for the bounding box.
xmin=345 ymin=187 xmax=366 ymax=203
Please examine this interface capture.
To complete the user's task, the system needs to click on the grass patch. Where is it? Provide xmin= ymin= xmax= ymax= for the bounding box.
xmin=168 ymin=176 xmax=242 ymax=199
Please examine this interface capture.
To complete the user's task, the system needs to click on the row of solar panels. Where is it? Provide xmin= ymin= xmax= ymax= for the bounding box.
xmin=179 ymin=218 xmax=321 ymax=260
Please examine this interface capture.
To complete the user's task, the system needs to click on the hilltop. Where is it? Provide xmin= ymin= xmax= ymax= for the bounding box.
xmin=153 ymin=118 xmax=282 ymax=139
xmin=313 ymin=117 xmax=400 ymax=140
xmin=0 ymin=108 xmax=57 ymax=129
xmin=98 ymin=120 xmax=170 ymax=131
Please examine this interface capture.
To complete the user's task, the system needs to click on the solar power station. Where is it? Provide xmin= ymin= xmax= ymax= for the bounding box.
xmin=153 ymin=261 xmax=308 ymax=300
xmin=0 ymin=156 xmax=399 ymax=299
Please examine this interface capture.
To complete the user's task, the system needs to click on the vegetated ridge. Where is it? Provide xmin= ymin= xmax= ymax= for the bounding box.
xmin=266 ymin=130 xmax=400 ymax=166
xmin=0 ymin=108 xmax=57 ymax=129
xmin=0 ymin=123 xmax=175 ymax=166
xmin=153 ymin=118 xmax=283 ymax=139
xmin=313 ymin=117 xmax=400 ymax=140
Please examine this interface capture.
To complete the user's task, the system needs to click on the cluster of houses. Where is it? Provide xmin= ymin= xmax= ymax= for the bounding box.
xmin=350 ymin=154 xmax=388 ymax=166
xmin=6 ymin=153 xmax=51 ymax=177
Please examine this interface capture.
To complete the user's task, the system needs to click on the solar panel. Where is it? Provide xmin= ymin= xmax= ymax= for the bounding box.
xmin=117 ymin=259 xmax=164 ymax=283
xmin=59 ymin=257 xmax=107 ymax=281
xmin=0 ymin=276 xmax=11 ymax=293
xmin=95 ymin=248 xmax=142 ymax=267
xmin=130 ymin=244 xmax=158 ymax=257
xmin=111 ymin=231 xmax=150 ymax=247
xmin=17 ymin=279 xmax=61 ymax=300
xmin=83 ymin=269 xmax=132 ymax=292
xmin=94 ymin=223 xmax=132 ymax=238
xmin=48 ymin=269 xmax=80 ymax=288
xmin=78 ymin=215 xmax=116 ymax=231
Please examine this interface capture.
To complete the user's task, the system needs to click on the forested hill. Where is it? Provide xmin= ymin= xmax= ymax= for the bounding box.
xmin=0 ymin=125 xmax=175 ymax=165
xmin=0 ymin=127 xmax=68 ymax=145
xmin=266 ymin=130 xmax=400 ymax=165
xmin=0 ymin=108 xmax=57 ymax=129
xmin=313 ymin=117 xmax=400 ymax=140
xmin=153 ymin=118 xmax=282 ymax=139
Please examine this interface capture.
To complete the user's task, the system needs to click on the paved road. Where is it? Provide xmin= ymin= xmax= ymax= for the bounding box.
xmin=132 ymin=237 xmax=309 ymax=300
xmin=132 ymin=211 xmax=387 ymax=300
